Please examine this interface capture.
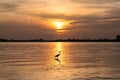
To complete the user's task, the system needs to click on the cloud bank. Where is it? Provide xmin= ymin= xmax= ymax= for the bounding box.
xmin=0 ymin=0 xmax=120 ymax=39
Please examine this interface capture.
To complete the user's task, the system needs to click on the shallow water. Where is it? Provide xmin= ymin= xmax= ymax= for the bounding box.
xmin=0 ymin=42 xmax=120 ymax=80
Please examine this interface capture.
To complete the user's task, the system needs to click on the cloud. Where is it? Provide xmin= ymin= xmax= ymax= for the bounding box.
xmin=70 ymin=15 xmax=120 ymax=25
xmin=107 ymin=7 xmax=120 ymax=16
xmin=17 ymin=0 xmax=27 ymax=3
xmin=0 ymin=21 xmax=56 ymax=39
xmin=0 ymin=0 xmax=27 ymax=13
xmin=70 ymin=0 xmax=120 ymax=4
xmin=32 ymin=12 xmax=120 ymax=25
xmin=0 ymin=0 xmax=120 ymax=39
xmin=32 ymin=13 xmax=82 ymax=20
xmin=0 ymin=3 xmax=20 ymax=12
xmin=70 ymin=0 xmax=120 ymax=10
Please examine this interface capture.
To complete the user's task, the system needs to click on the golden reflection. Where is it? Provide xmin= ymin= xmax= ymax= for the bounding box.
xmin=46 ymin=42 xmax=67 ymax=68
xmin=57 ymin=42 xmax=62 ymax=51
xmin=54 ymin=42 xmax=63 ymax=66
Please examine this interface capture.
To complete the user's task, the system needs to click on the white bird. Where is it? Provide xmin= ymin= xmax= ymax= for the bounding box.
xmin=55 ymin=51 xmax=61 ymax=58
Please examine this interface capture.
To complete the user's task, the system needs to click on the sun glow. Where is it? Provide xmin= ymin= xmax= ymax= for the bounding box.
xmin=54 ymin=22 xmax=65 ymax=29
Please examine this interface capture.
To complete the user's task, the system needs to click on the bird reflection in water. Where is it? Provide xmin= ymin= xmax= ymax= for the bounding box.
xmin=54 ymin=58 xmax=61 ymax=65
xmin=54 ymin=51 xmax=62 ymax=65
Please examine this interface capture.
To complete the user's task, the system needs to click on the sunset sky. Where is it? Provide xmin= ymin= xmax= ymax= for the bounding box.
xmin=0 ymin=0 xmax=120 ymax=40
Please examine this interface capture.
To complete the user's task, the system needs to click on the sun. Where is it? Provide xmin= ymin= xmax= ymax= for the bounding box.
xmin=54 ymin=22 xmax=64 ymax=29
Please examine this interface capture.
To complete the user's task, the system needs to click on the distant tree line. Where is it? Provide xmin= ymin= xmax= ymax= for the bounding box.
xmin=0 ymin=35 xmax=120 ymax=42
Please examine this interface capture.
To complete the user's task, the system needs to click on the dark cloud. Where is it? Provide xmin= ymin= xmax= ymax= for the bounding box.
xmin=107 ymin=7 xmax=120 ymax=16
xmin=33 ymin=12 xmax=120 ymax=26
xmin=70 ymin=0 xmax=120 ymax=9
xmin=17 ymin=0 xmax=27 ymax=3
xmin=0 ymin=0 xmax=27 ymax=13
xmin=70 ymin=0 xmax=120 ymax=4
xmin=31 ymin=13 xmax=99 ymax=21
xmin=0 ymin=3 xmax=19 ymax=12
xmin=70 ymin=15 xmax=120 ymax=25
xmin=0 ymin=21 xmax=56 ymax=39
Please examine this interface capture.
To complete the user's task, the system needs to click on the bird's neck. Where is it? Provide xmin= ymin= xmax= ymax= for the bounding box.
xmin=58 ymin=51 xmax=61 ymax=54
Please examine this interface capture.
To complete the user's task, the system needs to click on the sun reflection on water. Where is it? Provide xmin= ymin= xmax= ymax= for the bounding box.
xmin=46 ymin=42 xmax=67 ymax=69
xmin=55 ymin=42 xmax=67 ymax=66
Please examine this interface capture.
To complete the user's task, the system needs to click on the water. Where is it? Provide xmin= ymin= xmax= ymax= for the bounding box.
xmin=0 ymin=42 xmax=120 ymax=80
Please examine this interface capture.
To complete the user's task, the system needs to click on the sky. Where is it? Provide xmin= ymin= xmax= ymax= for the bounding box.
xmin=0 ymin=0 xmax=120 ymax=40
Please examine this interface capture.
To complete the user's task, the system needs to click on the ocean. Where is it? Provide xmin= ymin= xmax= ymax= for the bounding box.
xmin=0 ymin=42 xmax=120 ymax=80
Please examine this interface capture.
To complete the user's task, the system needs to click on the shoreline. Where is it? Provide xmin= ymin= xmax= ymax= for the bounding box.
xmin=0 ymin=41 xmax=120 ymax=42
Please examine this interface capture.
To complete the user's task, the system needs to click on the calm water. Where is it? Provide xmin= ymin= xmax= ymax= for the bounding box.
xmin=0 ymin=42 xmax=120 ymax=80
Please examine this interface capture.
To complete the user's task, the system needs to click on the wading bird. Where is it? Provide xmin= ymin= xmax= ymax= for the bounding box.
xmin=55 ymin=51 xmax=61 ymax=59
